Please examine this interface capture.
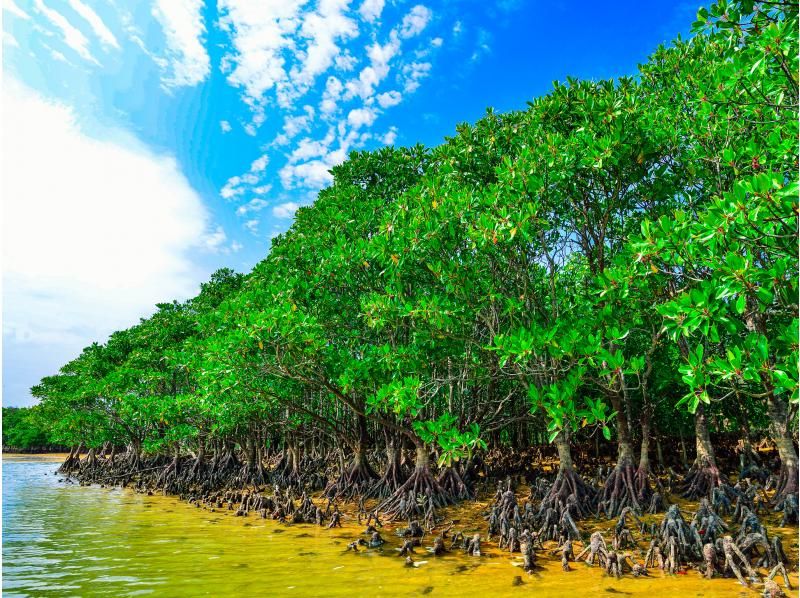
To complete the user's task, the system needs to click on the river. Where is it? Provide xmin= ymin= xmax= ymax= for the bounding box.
xmin=3 ymin=454 xmax=788 ymax=597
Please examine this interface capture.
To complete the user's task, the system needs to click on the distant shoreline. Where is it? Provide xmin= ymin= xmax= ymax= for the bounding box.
xmin=3 ymin=446 xmax=70 ymax=454
xmin=3 ymin=451 xmax=70 ymax=459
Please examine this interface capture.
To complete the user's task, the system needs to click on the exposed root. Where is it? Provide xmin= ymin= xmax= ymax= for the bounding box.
xmin=369 ymin=451 xmax=408 ymax=499
xmin=379 ymin=462 xmax=455 ymax=521
xmin=772 ymin=464 xmax=799 ymax=507
xmin=324 ymin=453 xmax=378 ymax=499
xmin=58 ymin=445 xmax=83 ymax=474
xmin=683 ymin=457 xmax=726 ymax=501
xmin=539 ymin=467 xmax=596 ymax=521
xmin=234 ymin=460 xmax=269 ymax=489
xmin=437 ymin=466 xmax=474 ymax=500
xmin=599 ymin=460 xmax=646 ymax=518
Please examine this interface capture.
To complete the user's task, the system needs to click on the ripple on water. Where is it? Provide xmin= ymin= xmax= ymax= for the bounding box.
xmin=4 ymin=458 xmax=797 ymax=598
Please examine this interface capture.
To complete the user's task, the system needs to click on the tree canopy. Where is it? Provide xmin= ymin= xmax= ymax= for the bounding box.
xmin=28 ymin=0 xmax=798 ymax=510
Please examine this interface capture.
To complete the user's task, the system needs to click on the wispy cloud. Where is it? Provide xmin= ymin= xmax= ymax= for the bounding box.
xmin=273 ymin=201 xmax=301 ymax=219
xmin=217 ymin=2 xmax=442 ymax=217
xmin=5 ymin=0 xmax=31 ymax=20
xmin=34 ymin=0 xmax=99 ymax=64
xmin=67 ymin=0 xmax=119 ymax=49
xmin=358 ymin=0 xmax=384 ymax=23
xmin=152 ymin=0 xmax=210 ymax=87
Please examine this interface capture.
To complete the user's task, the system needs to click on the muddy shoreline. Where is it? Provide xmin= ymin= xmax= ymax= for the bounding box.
xmin=48 ymin=449 xmax=799 ymax=597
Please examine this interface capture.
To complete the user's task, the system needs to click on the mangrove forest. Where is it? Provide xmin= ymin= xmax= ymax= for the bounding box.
xmin=9 ymin=0 xmax=799 ymax=595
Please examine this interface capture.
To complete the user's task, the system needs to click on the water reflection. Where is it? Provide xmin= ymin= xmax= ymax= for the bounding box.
xmin=3 ymin=456 xmax=783 ymax=597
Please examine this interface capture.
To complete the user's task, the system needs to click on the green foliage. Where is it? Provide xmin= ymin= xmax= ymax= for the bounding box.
xmin=2 ymin=407 xmax=54 ymax=450
xmin=30 ymin=1 xmax=798 ymax=461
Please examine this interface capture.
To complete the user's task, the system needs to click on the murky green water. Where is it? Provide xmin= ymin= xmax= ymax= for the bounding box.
xmin=4 ymin=455 xmax=790 ymax=597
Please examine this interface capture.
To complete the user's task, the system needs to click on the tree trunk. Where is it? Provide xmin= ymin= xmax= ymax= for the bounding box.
xmin=635 ymin=405 xmax=662 ymax=505
xmin=372 ymin=434 xmax=406 ymax=497
xmin=683 ymin=403 xmax=724 ymax=499
xmin=539 ymin=429 xmax=595 ymax=519
xmin=379 ymin=441 xmax=454 ymax=519
xmin=767 ymin=392 xmax=799 ymax=501
xmin=655 ymin=433 xmax=665 ymax=471
xmin=599 ymin=393 xmax=644 ymax=517
xmin=556 ymin=432 xmax=573 ymax=471
xmin=678 ymin=430 xmax=688 ymax=470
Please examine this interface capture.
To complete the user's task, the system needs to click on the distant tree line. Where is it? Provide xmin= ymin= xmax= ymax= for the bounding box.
xmin=2 ymin=407 xmax=66 ymax=452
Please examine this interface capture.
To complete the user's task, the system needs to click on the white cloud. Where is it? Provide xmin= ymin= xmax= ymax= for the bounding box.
xmin=50 ymin=48 xmax=69 ymax=63
xmin=218 ymin=0 xmax=306 ymax=109
xmin=67 ymin=0 xmax=119 ymax=49
xmin=4 ymin=32 xmax=20 ymax=47
xmin=398 ymin=5 xmax=431 ymax=39
xmin=287 ymin=129 xmax=335 ymax=162
xmin=220 ymin=120 xmax=232 ymax=133
xmin=219 ymin=0 xmax=360 ymax=118
xmin=334 ymin=51 xmax=357 ymax=71
xmin=286 ymin=0 xmax=358 ymax=103
xmin=343 ymin=35 xmax=400 ymax=101
xmin=201 ymin=225 xmax=228 ymax=252
xmin=320 ymin=75 xmax=344 ymax=115
xmin=3 ymin=81 xmax=213 ymax=400
xmin=244 ymin=219 xmax=260 ymax=234
xmin=272 ymin=201 xmax=301 ymax=219
xmin=401 ymin=61 xmax=431 ymax=93
xmin=220 ymin=175 xmax=244 ymax=200
xmin=250 ymin=154 xmax=269 ymax=172
xmin=376 ymin=90 xmax=402 ymax=108
xmin=218 ymin=1 xmax=444 ymax=198
xmin=273 ymin=107 xmax=314 ymax=145
xmin=381 ymin=126 xmax=397 ymax=145
xmin=279 ymin=138 xmax=348 ymax=190
xmin=347 ymin=106 xmax=377 ymax=129
xmin=152 ymin=0 xmax=210 ymax=87
xmin=34 ymin=0 xmax=98 ymax=64
xmin=5 ymin=0 xmax=31 ymax=20
xmin=231 ymin=240 xmax=243 ymax=252
xmin=236 ymin=197 xmax=269 ymax=216
xmin=358 ymin=0 xmax=384 ymax=23
xmin=280 ymin=160 xmax=334 ymax=190
xmin=431 ymin=37 xmax=442 ymax=48
xmin=471 ymin=28 xmax=491 ymax=62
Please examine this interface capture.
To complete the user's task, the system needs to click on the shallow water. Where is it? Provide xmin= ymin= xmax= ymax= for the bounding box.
xmin=2 ymin=455 xmax=792 ymax=597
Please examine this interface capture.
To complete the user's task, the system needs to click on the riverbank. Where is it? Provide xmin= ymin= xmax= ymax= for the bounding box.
xmin=20 ymin=454 xmax=797 ymax=597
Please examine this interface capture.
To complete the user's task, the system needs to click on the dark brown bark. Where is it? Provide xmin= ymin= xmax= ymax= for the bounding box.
xmin=767 ymin=392 xmax=799 ymax=501
xmin=683 ymin=404 xmax=725 ymax=499
xmin=540 ymin=430 xmax=595 ymax=520
xmin=599 ymin=393 xmax=645 ymax=517
xmin=379 ymin=444 xmax=454 ymax=520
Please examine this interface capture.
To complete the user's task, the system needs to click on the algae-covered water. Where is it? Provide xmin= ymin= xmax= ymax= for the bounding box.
xmin=2 ymin=454 xmax=789 ymax=597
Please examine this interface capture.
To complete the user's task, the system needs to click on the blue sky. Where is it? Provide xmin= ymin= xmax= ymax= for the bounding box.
xmin=2 ymin=0 xmax=698 ymax=406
